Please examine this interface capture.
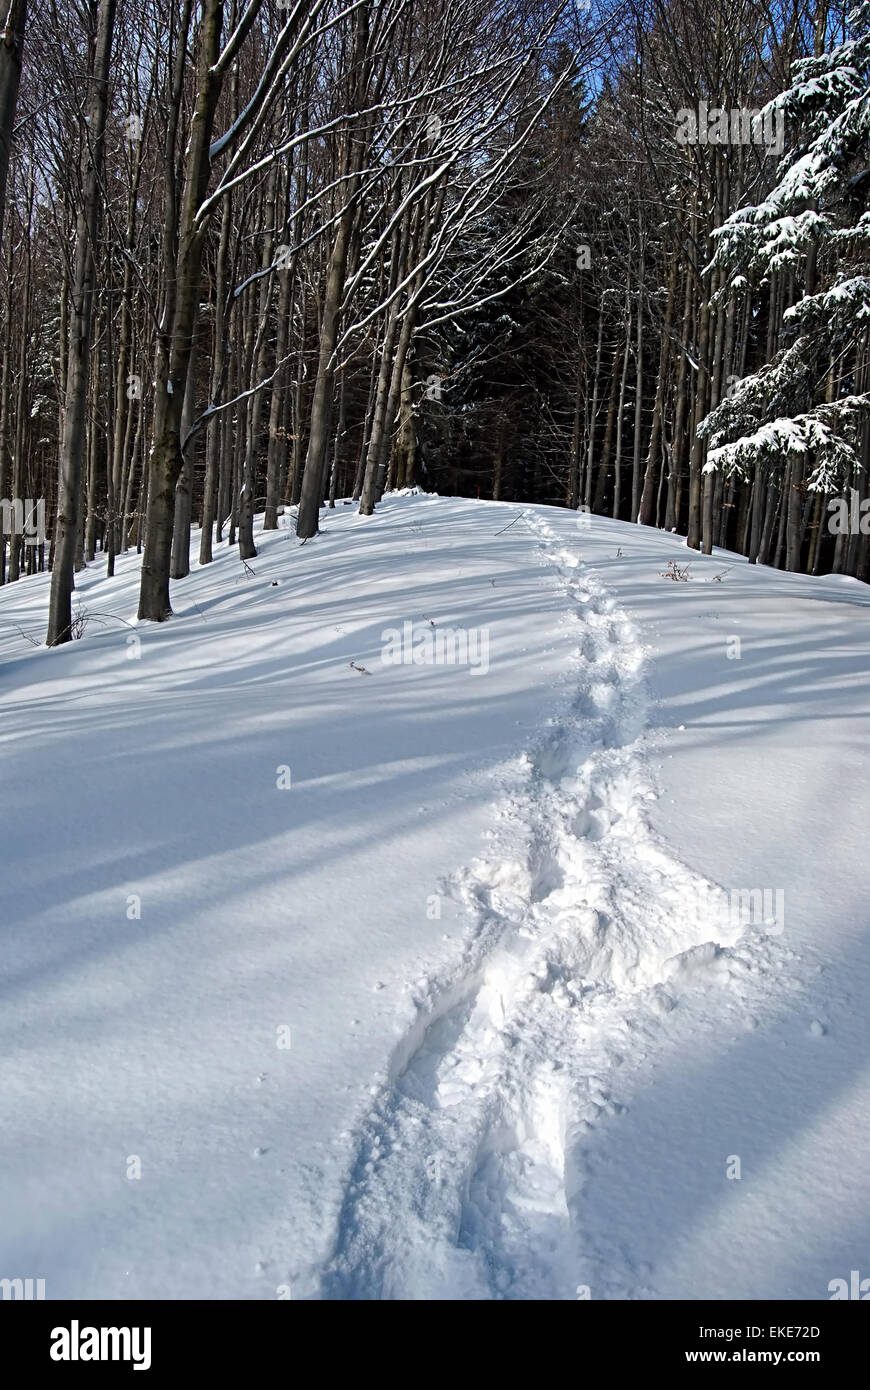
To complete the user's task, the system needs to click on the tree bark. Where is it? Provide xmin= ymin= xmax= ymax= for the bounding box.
xmin=0 ymin=0 xmax=26 ymax=247
xmin=138 ymin=0 xmax=224 ymax=621
xmin=47 ymin=0 xmax=117 ymax=645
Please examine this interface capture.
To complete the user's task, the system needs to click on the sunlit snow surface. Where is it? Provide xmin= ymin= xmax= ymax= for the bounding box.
xmin=1 ymin=494 xmax=868 ymax=1299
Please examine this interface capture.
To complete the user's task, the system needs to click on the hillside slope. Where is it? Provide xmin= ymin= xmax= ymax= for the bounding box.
xmin=1 ymin=494 xmax=868 ymax=1300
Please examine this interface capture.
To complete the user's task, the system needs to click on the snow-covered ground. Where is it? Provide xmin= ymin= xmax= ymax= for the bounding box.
xmin=1 ymin=493 xmax=868 ymax=1300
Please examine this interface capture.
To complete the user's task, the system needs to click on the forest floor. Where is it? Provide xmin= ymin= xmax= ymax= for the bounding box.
xmin=1 ymin=493 xmax=869 ymax=1300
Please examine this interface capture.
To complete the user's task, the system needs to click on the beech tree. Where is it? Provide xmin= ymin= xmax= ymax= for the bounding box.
xmin=0 ymin=0 xmax=860 ymax=619
xmin=46 ymin=0 xmax=117 ymax=645
xmin=0 ymin=0 xmax=26 ymax=247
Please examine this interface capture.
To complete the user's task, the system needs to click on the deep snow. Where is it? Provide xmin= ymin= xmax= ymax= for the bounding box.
xmin=1 ymin=494 xmax=868 ymax=1300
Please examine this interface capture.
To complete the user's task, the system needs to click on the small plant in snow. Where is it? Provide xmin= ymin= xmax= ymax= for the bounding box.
xmin=69 ymin=609 xmax=89 ymax=639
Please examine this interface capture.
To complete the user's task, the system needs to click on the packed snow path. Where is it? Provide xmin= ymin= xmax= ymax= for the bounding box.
xmin=1 ymin=494 xmax=868 ymax=1300
xmin=323 ymin=513 xmax=768 ymax=1299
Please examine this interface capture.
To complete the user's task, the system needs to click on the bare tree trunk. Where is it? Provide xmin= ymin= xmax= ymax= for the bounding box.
xmin=593 ymin=337 xmax=620 ymax=514
xmin=584 ymin=309 xmax=604 ymax=511
xmin=239 ymin=163 xmax=279 ymax=559
xmin=665 ymin=268 xmax=693 ymax=532
xmin=296 ymin=207 xmax=356 ymax=536
xmin=47 ymin=0 xmax=117 ymax=645
xmin=122 ymin=394 xmax=143 ymax=551
xmin=612 ymin=291 xmax=631 ymax=520
xmin=328 ymin=372 xmax=346 ymax=505
xmin=785 ymin=454 xmax=804 ymax=572
xmin=394 ymin=356 xmax=417 ymax=490
xmin=0 ymin=0 xmax=26 ymax=247
xmin=84 ymin=318 xmax=100 ymax=564
xmin=631 ymin=237 xmax=645 ymax=522
xmin=170 ymin=325 xmax=199 ymax=578
xmin=758 ymin=470 xmax=780 ymax=566
xmin=568 ymin=354 xmax=583 ymax=510
xmin=297 ymin=4 xmax=370 ymax=538
xmin=688 ymin=283 xmax=711 ymax=550
xmin=199 ymin=189 xmax=232 ymax=564
xmin=0 ymin=228 xmax=12 ymax=584
xmin=264 ymin=242 xmax=292 ymax=528
xmin=638 ymin=261 xmax=675 ymax=526
xmin=138 ymin=0 xmax=224 ymax=621
xmin=7 ymin=169 xmax=31 ymax=582
xmin=360 ymin=297 xmax=404 ymax=514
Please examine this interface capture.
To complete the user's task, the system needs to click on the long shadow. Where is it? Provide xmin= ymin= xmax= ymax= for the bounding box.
xmin=2 ymin=494 xmax=868 ymax=1298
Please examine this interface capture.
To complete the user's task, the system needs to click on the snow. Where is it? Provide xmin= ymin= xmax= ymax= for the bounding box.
xmin=1 ymin=494 xmax=868 ymax=1300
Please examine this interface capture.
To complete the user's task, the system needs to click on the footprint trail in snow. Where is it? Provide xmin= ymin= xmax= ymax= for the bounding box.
xmin=322 ymin=515 xmax=760 ymax=1300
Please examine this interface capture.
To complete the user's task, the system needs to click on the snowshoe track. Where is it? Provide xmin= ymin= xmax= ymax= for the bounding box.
xmin=322 ymin=514 xmax=750 ymax=1300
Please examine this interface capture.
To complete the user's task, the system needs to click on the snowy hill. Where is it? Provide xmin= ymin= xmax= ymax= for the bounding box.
xmin=1 ymin=494 xmax=869 ymax=1300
